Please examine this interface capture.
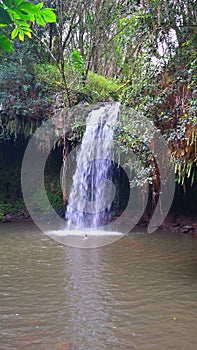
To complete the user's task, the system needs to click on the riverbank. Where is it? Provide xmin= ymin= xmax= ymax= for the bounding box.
xmin=1 ymin=210 xmax=197 ymax=237
xmin=137 ymin=212 xmax=197 ymax=237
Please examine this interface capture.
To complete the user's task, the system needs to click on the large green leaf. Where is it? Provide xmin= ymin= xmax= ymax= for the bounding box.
xmin=0 ymin=35 xmax=13 ymax=51
xmin=13 ymin=0 xmax=23 ymax=6
xmin=0 ymin=8 xmax=12 ymax=24
xmin=35 ymin=14 xmax=45 ymax=27
xmin=8 ymin=8 xmax=34 ymax=22
xmin=40 ymin=8 xmax=56 ymax=23
xmin=18 ymin=2 xmax=36 ymax=15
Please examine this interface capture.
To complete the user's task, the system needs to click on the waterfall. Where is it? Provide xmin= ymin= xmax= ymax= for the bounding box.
xmin=65 ymin=103 xmax=120 ymax=229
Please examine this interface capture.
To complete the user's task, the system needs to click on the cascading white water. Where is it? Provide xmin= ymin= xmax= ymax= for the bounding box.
xmin=65 ymin=103 xmax=120 ymax=228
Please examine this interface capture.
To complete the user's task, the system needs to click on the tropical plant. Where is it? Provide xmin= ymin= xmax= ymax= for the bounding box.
xmin=0 ymin=0 xmax=56 ymax=52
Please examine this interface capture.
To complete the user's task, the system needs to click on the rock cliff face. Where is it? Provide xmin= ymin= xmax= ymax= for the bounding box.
xmin=0 ymin=103 xmax=197 ymax=232
xmin=0 ymin=130 xmax=197 ymax=235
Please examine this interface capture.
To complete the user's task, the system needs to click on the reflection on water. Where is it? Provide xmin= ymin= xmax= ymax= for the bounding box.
xmin=0 ymin=223 xmax=197 ymax=350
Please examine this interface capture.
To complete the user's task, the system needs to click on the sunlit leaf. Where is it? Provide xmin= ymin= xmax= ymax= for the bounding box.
xmin=11 ymin=27 xmax=19 ymax=39
xmin=40 ymin=8 xmax=56 ymax=23
xmin=18 ymin=30 xmax=24 ymax=41
xmin=14 ymin=8 xmax=34 ymax=21
xmin=18 ymin=2 xmax=36 ymax=14
xmin=15 ymin=20 xmax=30 ymax=28
xmin=35 ymin=2 xmax=44 ymax=10
xmin=25 ymin=30 xmax=32 ymax=38
xmin=35 ymin=14 xmax=45 ymax=27
xmin=7 ymin=8 xmax=22 ymax=19
xmin=19 ymin=25 xmax=32 ymax=31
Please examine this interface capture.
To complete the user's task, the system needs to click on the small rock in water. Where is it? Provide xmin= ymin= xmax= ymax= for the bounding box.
xmin=181 ymin=225 xmax=194 ymax=233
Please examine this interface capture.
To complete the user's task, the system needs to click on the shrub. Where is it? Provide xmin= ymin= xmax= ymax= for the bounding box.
xmin=84 ymin=71 xmax=120 ymax=101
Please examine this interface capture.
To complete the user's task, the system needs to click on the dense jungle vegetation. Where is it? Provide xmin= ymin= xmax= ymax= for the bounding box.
xmin=0 ymin=0 xmax=196 ymax=223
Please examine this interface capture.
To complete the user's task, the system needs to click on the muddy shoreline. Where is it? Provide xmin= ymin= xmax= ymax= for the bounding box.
xmin=1 ymin=211 xmax=197 ymax=237
xmin=138 ymin=211 xmax=197 ymax=236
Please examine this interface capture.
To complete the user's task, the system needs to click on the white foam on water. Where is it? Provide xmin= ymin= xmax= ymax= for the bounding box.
xmin=45 ymin=227 xmax=124 ymax=248
xmin=46 ymin=228 xmax=123 ymax=237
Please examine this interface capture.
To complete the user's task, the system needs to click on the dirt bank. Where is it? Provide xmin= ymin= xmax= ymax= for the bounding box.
xmin=1 ymin=210 xmax=197 ymax=238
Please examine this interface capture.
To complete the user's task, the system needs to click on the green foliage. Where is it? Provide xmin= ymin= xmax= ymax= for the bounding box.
xmin=46 ymin=182 xmax=63 ymax=212
xmin=0 ymin=34 xmax=12 ymax=51
xmin=70 ymin=49 xmax=85 ymax=73
xmin=33 ymin=64 xmax=121 ymax=105
xmin=0 ymin=200 xmax=25 ymax=219
xmin=84 ymin=72 xmax=120 ymax=101
xmin=0 ymin=163 xmax=25 ymax=219
xmin=0 ymin=44 xmax=121 ymax=140
xmin=67 ymin=121 xmax=85 ymax=144
xmin=0 ymin=150 xmax=64 ymax=220
xmin=120 ymin=37 xmax=197 ymax=186
xmin=0 ymin=58 xmax=53 ymax=132
xmin=115 ymin=107 xmax=156 ymax=188
xmin=30 ymin=178 xmax=63 ymax=214
xmin=0 ymin=7 xmax=12 ymax=24
xmin=0 ymin=0 xmax=196 ymax=201
xmin=0 ymin=0 xmax=56 ymax=52
xmin=34 ymin=63 xmax=64 ymax=92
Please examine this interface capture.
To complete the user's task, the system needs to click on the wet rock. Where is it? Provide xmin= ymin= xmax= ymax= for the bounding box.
xmin=183 ymin=225 xmax=194 ymax=230
xmin=159 ymin=224 xmax=169 ymax=231
xmin=172 ymin=223 xmax=180 ymax=227
xmin=181 ymin=225 xmax=195 ymax=233
xmin=2 ymin=213 xmax=19 ymax=222
xmin=181 ymin=228 xmax=189 ymax=233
